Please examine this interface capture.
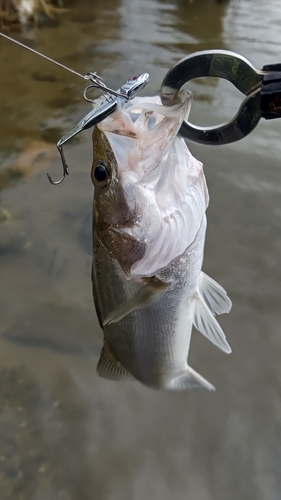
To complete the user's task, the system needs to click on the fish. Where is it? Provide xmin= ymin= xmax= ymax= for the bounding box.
xmin=91 ymin=88 xmax=232 ymax=391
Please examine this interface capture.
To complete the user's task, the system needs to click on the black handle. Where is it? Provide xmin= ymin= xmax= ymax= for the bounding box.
xmin=260 ymin=64 xmax=281 ymax=120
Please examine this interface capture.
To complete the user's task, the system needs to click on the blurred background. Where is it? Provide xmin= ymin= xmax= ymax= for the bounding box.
xmin=1 ymin=0 xmax=281 ymax=499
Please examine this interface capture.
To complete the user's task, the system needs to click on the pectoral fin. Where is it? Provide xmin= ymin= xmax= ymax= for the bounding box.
xmin=103 ymin=278 xmax=169 ymax=326
xmin=193 ymin=292 xmax=232 ymax=353
xmin=97 ymin=339 xmax=134 ymax=381
xmin=167 ymin=366 xmax=215 ymax=391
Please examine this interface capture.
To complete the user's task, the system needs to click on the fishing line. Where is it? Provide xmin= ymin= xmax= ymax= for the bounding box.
xmin=0 ymin=31 xmax=86 ymax=80
xmin=0 ymin=32 xmax=126 ymax=98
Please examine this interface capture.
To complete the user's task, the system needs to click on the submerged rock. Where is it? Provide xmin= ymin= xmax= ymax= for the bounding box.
xmin=0 ymin=0 xmax=67 ymax=25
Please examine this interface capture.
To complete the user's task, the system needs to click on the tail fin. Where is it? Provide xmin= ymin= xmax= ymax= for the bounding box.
xmin=165 ymin=366 xmax=215 ymax=391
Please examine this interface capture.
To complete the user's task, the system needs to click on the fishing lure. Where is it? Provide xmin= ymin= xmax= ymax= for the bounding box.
xmin=0 ymin=32 xmax=149 ymax=184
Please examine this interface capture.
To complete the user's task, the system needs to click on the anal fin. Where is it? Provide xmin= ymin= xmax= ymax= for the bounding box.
xmin=167 ymin=366 xmax=215 ymax=391
xmin=97 ymin=339 xmax=134 ymax=381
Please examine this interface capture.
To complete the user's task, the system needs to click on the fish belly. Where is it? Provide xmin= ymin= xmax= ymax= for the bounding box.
xmin=92 ymin=217 xmax=207 ymax=388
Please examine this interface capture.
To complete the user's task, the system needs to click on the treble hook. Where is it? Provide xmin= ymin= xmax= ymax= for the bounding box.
xmin=45 ymin=97 xmax=117 ymax=185
xmin=45 ymin=73 xmax=112 ymax=185
xmin=46 ymin=144 xmax=70 ymax=185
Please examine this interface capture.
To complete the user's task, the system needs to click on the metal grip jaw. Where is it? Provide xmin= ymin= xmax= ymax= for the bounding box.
xmin=160 ymin=50 xmax=281 ymax=146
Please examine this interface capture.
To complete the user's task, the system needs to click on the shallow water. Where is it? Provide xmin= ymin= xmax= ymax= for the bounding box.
xmin=1 ymin=0 xmax=281 ymax=499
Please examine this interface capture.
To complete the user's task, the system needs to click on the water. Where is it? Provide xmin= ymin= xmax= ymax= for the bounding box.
xmin=1 ymin=0 xmax=281 ymax=498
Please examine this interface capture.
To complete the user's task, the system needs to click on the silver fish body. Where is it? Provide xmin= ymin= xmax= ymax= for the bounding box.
xmin=91 ymin=90 xmax=232 ymax=391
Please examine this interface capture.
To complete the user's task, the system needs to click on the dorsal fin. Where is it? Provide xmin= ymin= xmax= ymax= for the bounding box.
xmin=97 ymin=339 xmax=134 ymax=381
xmin=199 ymin=272 xmax=232 ymax=315
xmin=193 ymin=293 xmax=232 ymax=354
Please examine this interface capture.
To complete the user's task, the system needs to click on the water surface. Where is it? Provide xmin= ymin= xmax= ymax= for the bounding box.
xmin=1 ymin=1 xmax=281 ymax=499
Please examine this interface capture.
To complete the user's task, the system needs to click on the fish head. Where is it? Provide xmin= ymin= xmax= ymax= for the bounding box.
xmin=91 ymin=125 xmax=133 ymax=228
xmin=91 ymin=90 xmax=208 ymax=278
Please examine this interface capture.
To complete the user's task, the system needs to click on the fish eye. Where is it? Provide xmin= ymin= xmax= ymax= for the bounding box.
xmin=92 ymin=161 xmax=110 ymax=187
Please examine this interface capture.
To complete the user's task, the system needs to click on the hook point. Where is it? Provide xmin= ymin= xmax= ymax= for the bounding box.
xmin=46 ymin=170 xmax=67 ymax=185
